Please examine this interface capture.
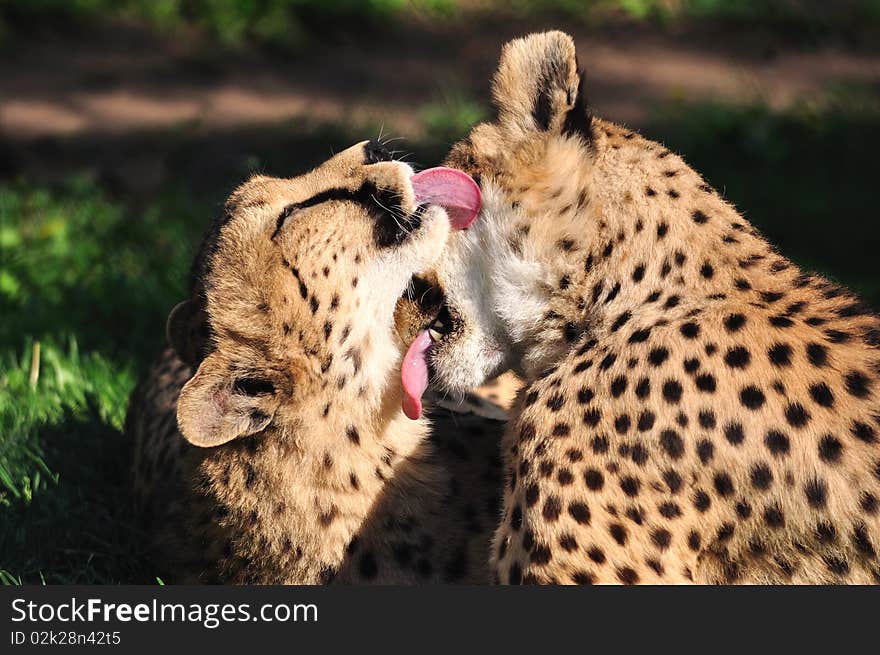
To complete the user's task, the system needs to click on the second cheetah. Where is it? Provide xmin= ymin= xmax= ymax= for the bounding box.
xmin=423 ymin=32 xmax=880 ymax=584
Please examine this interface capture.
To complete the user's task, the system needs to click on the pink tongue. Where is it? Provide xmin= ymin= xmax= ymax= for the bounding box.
xmin=401 ymin=329 xmax=432 ymax=420
xmin=411 ymin=167 xmax=481 ymax=229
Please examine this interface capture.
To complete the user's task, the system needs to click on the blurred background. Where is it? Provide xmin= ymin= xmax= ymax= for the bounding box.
xmin=1 ymin=0 xmax=879 ymax=583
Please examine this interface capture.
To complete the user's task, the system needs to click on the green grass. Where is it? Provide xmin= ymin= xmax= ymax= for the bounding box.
xmin=0 ymin=178 xmax=202 ymax=583
xmin=0 ymin=177 xmax=199 ymax=359
xmin=1 ymin=92 xmax=878 ymax=583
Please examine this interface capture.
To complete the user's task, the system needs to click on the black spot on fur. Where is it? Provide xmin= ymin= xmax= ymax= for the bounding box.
xmin=568 ymin=502 xmax=591 ymax=525
xmin=724 ymin=346 xmax=751 ymax=369
xmin=628 ymin=327 xmax=652 ymax=343
xmin=809 ymin=382 xmax=835 ymax=408
xmin=660 ymin=429 xmax=684 ymax=459
xmin=584 ymin=468 xmax=604 ymax=490
xmin=804 ymin=478 xmax=828 ymax=508
xmin=806 ymin=343 xmax=828 ymax=367
xmin=697 ymin=440 xmax=714 ymax=464
xmin=784 ymin=403 xmax=811 ymax=428
xmin=695 ymin=373 xmax=717 ymax=393
xmin=363 ymin=140 xmax=393 ymax=164
xmin=765 ymin=430 xmax=790 ymax=456
xmin=610 ymin=523 xmax=628 ymax=545
xmin=818 ymin=434 xmax=843 ymax=463
xmin=845 ymin=371 xmax=872 ymax=399
xmin=648 ymin=347 xmax=669 ymax=366
xmin=764 ymin=505 xmax=785 ymax=528
xmin=546 ymin=394 xmax=565 ymax=412
xmin=768 ymin=343 xmax=792 ymax=367
xmin=611 ymin=311 xmax=632 ymax=332
xmin=724 ymin=422 xmax=745 ymax=445
xmin=769 ymin=315 xmax=794 ymax=328
xmin=699 ymin=410 xmax=717 ymax=429
xmin=680 ymin=322 xmax=700 ymax=339
xmin=693 ymin=490 xmax=711 ymax=512
xmin=724 ymin=314 xmax=747 ymax=333
xmin=852 ymin=421 xmax=876 ymax=443
xmin=750 ymin=464 xmax=773 ymax=490
xmin=662 ymin=380 xmax=683 ymax=404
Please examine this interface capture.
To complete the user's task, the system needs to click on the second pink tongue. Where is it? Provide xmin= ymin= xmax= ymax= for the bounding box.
xmin=401 ymin=330 xmax=432 ymax=420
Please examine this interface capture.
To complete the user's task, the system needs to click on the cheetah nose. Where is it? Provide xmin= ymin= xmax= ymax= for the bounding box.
xmin=364 ymin=140 xmax=393 ymax=164
xmin=411 ymin=167 xmax=481 ymax=230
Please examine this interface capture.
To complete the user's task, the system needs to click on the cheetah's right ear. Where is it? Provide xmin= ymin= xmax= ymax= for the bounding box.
xmin=176 ymin=352 xmax=282 ymax=448
xmin=166 ymin=299 xmax=209 ymax=366
xmin=491 ymin=31 xmax=591 ymax=142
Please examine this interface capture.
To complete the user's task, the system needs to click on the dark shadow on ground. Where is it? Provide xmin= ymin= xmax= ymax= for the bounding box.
xmin=0 ymin=406 xmax=157 ymax=584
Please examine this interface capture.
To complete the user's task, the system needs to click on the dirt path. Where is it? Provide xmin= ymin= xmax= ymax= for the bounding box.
xmin=2 ymin=20 xmax=878 ymax=143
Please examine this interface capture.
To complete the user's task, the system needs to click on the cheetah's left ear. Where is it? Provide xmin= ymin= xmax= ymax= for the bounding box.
xmin=491 ymin=31 xmax=591 ymax=142
xmin=176 ymin=352 xmax=283 ymax=448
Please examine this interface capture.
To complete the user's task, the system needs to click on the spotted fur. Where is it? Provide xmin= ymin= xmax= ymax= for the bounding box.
xmin=128 ymin=141 xmax=503 ymax=583
xmin=431 ymin=32 xmax=880 ymax=584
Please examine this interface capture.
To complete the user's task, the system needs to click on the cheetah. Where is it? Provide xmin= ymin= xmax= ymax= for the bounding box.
xmin=127 ymin=140 xmax=505 ymax=584
xmin=422 ymin=32 xmax=880 ymax=584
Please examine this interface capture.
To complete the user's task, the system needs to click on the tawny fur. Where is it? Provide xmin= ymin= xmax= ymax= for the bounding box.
xmin=431 ymin=32 xmax=880 ymax=584
xmin=128 ymin=142 xmax=504 ymax=584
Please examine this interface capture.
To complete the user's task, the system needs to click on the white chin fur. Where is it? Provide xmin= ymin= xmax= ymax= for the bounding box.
xmin=432 ymin=184 xmax=551 ymax=394
xmin=431 ymin=329 xmax=508 ymax=396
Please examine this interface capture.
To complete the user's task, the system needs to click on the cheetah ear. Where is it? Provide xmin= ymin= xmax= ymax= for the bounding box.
xmin=491 ymin=31 xmax=591 ymax=141
xmin=166 ymin=299 xmax=210 ymax=366
xmin=177 ymin=352 xmax=281 ymax=448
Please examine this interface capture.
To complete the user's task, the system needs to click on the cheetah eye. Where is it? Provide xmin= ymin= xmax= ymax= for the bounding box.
xmin=233 ymin=377 xmax=275 ymax=396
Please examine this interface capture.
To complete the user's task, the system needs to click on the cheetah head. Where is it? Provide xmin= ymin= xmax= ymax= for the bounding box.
xmin=168 ymin=141 xmax=479 ymax=447
xmin=415 ymin=31 xmax=596 ymax=400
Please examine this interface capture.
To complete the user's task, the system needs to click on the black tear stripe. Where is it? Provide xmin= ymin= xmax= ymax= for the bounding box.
xmin=270 ymin=181 xmax=419 ymax=247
